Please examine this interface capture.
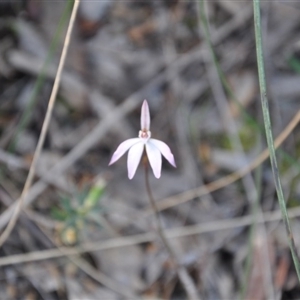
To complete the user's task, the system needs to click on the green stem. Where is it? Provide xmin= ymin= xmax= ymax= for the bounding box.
xmin=253 ymin=0 xmax=300 ymax=281
xmin=143 ymin=159 xmax=200 ymax=300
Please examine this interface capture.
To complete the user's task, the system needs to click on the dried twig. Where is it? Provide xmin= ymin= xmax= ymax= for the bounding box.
xmin=0 ymin=0 xmax=81 ymax=247
xmin=199 ymin=0 xmax=274 ymax=297
xmin=0 ymin=4 xmax=262 ymax=232
xmin=153 ymin=109 xmax=300 ymax=212
xmin=2 ymin=205 xmax=300 ymax=267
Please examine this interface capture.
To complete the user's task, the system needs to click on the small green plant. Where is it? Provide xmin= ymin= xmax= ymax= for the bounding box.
xmin=287 ymin=55 xmax=300 ymax=74
xmin=52 ymin=177 xmax=106 ymax=245
xmin=239 ymin=122 xmax=258 ymax=151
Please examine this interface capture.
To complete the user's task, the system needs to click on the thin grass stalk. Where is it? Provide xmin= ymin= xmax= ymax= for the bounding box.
xmin=0 ymin=99 xmax=299 ymax=233
xmin=198 ymin=0 xmax=300 ymax=173
xmin=0 ymin=0 xmax=81 ymax=247
xmin=252 ymin=0 xmax=300 ymax=281
xmin=198 ymin=1 xmax=275 ymax=295
xmin=239 ymin=164 xmax=262 ymax=299
xmin=198 ymin=0 xmax=261 ymax=133
xmin=147 ymin=106 xmax=300 ymax=214
xmin=143 ymin=160 xmax=200 ymax=300
xmin=4 ymin=204 xmax=300 ymax=268
xmin=8 ymin=0 xmax=73 ymax=152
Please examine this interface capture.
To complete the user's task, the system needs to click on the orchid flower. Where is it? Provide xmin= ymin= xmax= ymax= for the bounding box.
xmin=109 ymin=100 xmax=176 ymax=179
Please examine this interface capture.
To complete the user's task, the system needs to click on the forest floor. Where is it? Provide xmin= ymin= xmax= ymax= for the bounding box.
xmin=1 ymin=0 xmax=300 ymax=299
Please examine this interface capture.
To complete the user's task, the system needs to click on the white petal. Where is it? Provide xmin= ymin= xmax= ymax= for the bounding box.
xmin=146 ymin=141 xmax=162 ymax=178
xmin=109 ymin=138 xmax=140 ymax=166
xmin=149 ymin=139 xmax=176 ymax=167
xmin=140 ymin=99 xmax=150 ymax=131
xmin=127 ymin=142 xmax=144 ymax=179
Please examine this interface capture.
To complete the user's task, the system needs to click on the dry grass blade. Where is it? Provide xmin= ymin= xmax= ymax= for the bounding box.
xmin=155 ymin=109 xmax=300 ymax=212
xmin=199 ymin=0 xmax=273 ymax=296
xmin=69 ymin=255 xmax=138 ymax=298
xmin=0 ymin=0 xmax=81 ymax=247
xmin=2 ymin=206 xmax=300 ymax=268
xmin=0 ymin=5 xmax=253 ymax=232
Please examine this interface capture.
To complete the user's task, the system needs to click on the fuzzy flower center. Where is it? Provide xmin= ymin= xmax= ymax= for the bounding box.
xmin=139 ymin=130 xmax=151 ymax=139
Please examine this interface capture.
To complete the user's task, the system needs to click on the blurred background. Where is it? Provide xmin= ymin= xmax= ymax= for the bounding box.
xmin=1 ymin=0 xmax=300 ymax=299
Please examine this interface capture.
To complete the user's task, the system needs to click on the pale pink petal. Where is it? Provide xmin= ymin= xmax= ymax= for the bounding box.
xmin=140 ymin=99 xmax=150 ymax=131
xmin=145 ymin=142 xmax=162 ymax=178
xmin=149 ymin=139 xmax=176 ymax=167
xmin=109 ymin=138 xmax=140 ymax=166
xmin=127 ymin=142 xmax=144 ymax=179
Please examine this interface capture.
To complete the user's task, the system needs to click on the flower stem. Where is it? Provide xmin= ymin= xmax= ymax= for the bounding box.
xmin=143 ymin=160 xmax=200 ymax=300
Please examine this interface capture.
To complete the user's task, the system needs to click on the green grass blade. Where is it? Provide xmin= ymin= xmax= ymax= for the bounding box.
xmin=8 ymin=0 xmax=73 ymax=152
xmin=199 ymin=0 xmax=300 ymax=177
xmin=253 ymin=0 xmax=300 ymax=281
xmin=198 ymin=0 xmax=261 ymax=133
